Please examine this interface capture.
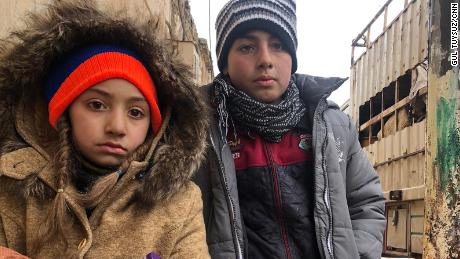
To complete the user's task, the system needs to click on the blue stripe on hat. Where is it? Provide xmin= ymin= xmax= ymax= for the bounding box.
xmin=44 ymin=44 xmax=141 ymax=103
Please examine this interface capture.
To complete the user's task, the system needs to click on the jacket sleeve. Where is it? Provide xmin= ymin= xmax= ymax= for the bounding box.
xmin=169 ymin=184 xmax=210 ymax=259
xmin=345 ymin=116 xmax=386 ymax=259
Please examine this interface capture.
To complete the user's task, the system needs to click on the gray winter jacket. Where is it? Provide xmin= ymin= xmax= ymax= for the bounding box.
xmin=194 ymin=73 xmax=386 ymax=259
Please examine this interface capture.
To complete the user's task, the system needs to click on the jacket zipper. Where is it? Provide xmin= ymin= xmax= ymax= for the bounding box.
xmin=210 ymin=135 xmax=244 ymax=259
xmin=263 ymin=142 xmax=292 ymax=259
xmin=315 ymin=99 xmax=335 ymax=259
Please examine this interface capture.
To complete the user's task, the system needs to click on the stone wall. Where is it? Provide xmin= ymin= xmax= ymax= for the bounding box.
xmin=0 ymin=0 xmax=213 ymax=85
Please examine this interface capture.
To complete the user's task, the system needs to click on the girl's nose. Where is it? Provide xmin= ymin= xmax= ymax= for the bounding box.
xmin=105 ymin=109 xmax=127 ymax=136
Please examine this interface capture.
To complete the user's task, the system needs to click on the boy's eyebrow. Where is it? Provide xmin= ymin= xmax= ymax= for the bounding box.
xmin=238 ymin=34 xmax=258 ymax=41
xmin=238 ymin=34 xmax=280 ymax=42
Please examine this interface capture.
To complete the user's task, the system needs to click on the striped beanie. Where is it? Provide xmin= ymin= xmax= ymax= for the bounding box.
xmin=44 ymin=44 xmax=162 ymax=133
xmin=215 ymin=0 xmax=297 ymax=73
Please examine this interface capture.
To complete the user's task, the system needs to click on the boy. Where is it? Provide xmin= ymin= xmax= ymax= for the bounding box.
xmin=194 ymin=0 xmax=386 ymax=258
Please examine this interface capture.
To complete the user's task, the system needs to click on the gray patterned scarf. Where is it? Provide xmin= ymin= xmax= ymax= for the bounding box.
xmin=214 ymin=73 xmax=305 ymax=143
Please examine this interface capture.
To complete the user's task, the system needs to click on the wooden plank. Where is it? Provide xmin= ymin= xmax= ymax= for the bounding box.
xmin=381 ymin=91 xmax=385 ymax=138
xmin=382 ymin=185 xmax=425 ymax=201
xmin=386 ymin=22 xmax=395 ymax=87
xmin=360 ymin=95 xmax=410 ymax=130
xmin=411 ymin=216 xmax=424 ymax=233
xmin=410 ymin=0 xmax=421 ymax=68
xmin=374 ymin=148 xmax=424 ymax=167
xmin=402 ymin=3 xmax=412 ymax=73
xmin=411 ymin=199 xmax=425 ymax=215
xmin=393 ymin=16 xmax=403 ymax=80
xmin=419 ymin=0 xmax=428 ymax=59
xmin=357 ymin=57 xmax=364 ymax=112
xmin=386 ymin=135 xmax=394 ymax=162
xmin=395 ymin=158 xmax=403 ymax=190
xmin=373 ymin=40 xmax=380 ymax=97
xmin=380 ymin=39 xmax=386 ymax=94
xmin=411 ymin=235 xmax=423 ymax=253
xmin=392 ymin=128 xmax=400 ymax=160
xmin=362 ymin=52 xmax=368 ymax=107
xmin=374 ymin=150 xmax=426 ymax=192
xmin=367 ymin=45 xmax=374 ymax=102
xmin=359 ymin=87 xmax=427 ymax=131
xmin=410 ymin=155 xmax=419 ymax=189
xmin=417 ymin=153 xmax=425 ymax=188
xmin=408 ymin=121 xmax=417 ymax=153
xmin=400 ymin=121 xmax=409 ymax=155
xmin=381 ymin=31 xmax=388 ymax=89
xmin=385 ymin=164 xmax=391 ymax=193
xmin=387 ymin=207 xmax=408 ymax=249
xmin=410 ymin=199 xmax=425 ymax=254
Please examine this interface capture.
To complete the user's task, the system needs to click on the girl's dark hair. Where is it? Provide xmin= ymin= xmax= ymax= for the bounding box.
xmin=31 ymin=114 xmax=152 ymax=254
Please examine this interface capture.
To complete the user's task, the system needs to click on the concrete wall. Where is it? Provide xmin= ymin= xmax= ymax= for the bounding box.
xmin=0 ymin=0 xmax=213 ymax=85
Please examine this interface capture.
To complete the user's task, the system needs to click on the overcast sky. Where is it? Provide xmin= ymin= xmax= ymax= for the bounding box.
xmin=189 ymin=0 xmax=405 ymax=106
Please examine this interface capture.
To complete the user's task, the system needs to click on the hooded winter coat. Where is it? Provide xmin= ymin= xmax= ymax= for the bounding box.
xmin=0 ymin=1 xmax=209 ymax=258
xmin=194 ymin=74 xmax=386 ymax=259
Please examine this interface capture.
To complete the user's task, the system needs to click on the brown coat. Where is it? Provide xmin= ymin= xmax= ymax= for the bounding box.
xmin=0 ymin=1 xmax=209 ymax=258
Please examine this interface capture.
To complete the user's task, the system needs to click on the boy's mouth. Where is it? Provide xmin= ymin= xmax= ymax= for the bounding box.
xmin=254 ymin=76 xmax=275 ymax=86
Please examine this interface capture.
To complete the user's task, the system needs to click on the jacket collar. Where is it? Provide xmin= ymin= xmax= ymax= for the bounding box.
xmin=293 ymin=73 xmax=348 ymax=104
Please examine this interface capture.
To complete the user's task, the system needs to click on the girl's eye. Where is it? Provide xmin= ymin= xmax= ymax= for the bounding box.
xmin=128 ymin=108 xmax=145 ymax=119
xmin=88 ymin=100 xmax=106 ymax=110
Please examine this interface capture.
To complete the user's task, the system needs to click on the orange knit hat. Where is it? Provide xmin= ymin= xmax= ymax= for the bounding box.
xmin=44 ymin=44 xmax=162 ymax=133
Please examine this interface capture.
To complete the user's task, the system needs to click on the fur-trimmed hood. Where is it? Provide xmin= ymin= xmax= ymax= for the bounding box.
xmin=0 ymin=0 xmax=208 ymax=204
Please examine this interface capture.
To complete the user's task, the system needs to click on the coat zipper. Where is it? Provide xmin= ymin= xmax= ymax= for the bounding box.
xmin=210 ymin=134 xmax=244 ymax=259
xmin=315 ymin=99 xmax=335 ymax=259
xmin=263 ymin=142 xmax=292 ymax=259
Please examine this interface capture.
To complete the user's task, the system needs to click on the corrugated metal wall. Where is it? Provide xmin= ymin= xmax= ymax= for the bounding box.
xmin=365 ymin=120 xmax=425 ymax=200
xmin=350 ymin=0 xmax=429 ymax=121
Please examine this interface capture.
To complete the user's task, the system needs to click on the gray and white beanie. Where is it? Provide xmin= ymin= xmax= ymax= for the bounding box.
xmin=215 ymin=0 xmax=297 ymax=73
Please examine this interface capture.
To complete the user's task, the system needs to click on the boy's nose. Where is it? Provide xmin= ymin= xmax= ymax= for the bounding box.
xmin=105 ymin=109 xmax=127 ymax=136
xmin=257 ymin=44 xmax=273 ymax=69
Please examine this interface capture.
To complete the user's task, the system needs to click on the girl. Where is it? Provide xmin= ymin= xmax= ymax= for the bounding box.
xmin=0 ymin=1 xmax=209 ymax=258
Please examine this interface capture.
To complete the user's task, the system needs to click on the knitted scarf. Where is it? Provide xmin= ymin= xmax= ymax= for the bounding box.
xmin=214 ymin=73 xmax=305 ymax=143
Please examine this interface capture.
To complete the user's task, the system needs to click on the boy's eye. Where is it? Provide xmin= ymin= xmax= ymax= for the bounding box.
xmin=128 ymin=108 xmax=145 ymax=119
xmin=238 ymin=44 xmax=256 ymax=53
xmin=271 ymin=42 xmax=284 ymax=51
xmin=88 ymin=100 xmax=106 ymax=110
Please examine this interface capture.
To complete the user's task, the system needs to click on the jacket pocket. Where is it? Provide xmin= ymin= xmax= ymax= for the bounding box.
xmin=0 ymin=147 xmax=46 ymax=179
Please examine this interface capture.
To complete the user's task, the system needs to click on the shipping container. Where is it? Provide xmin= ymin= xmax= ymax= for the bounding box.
xmin=350 ymin=0 xmax=459 ymax=257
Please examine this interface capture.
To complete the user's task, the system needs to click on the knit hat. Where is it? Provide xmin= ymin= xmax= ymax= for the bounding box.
xmin=44 ymin=44 xmax=162 ymax=133
xmin=215 ymin=0 xmax=297 ymax=73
